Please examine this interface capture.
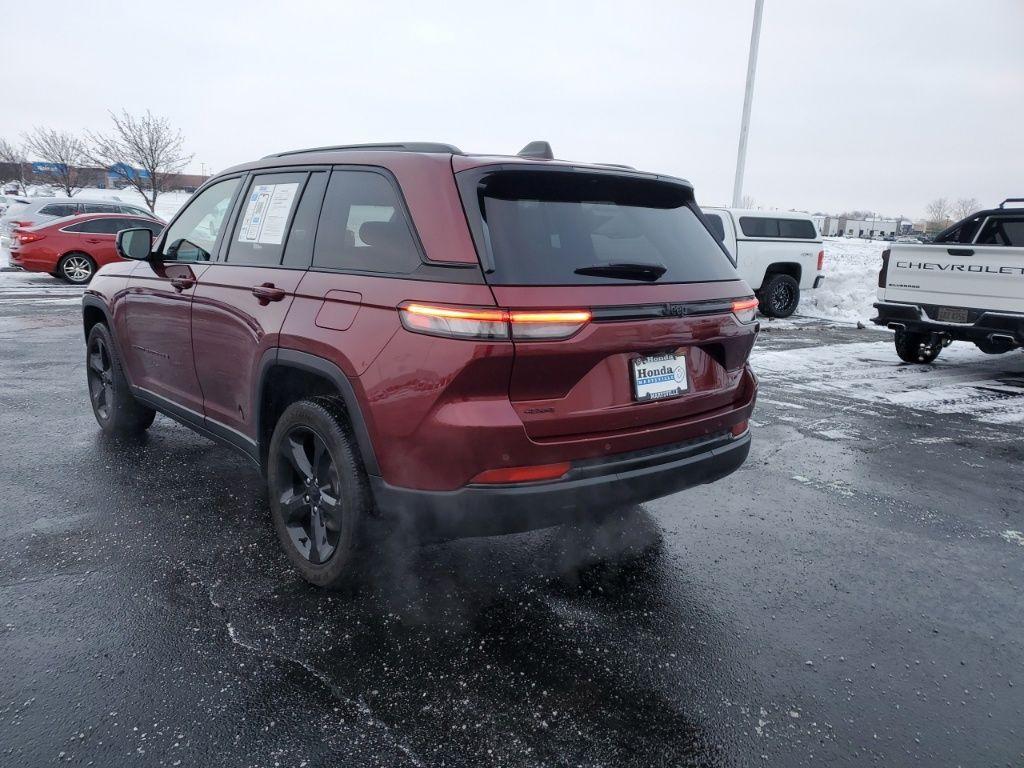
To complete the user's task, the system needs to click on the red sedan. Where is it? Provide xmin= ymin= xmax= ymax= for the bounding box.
xmin=9 ymin=213 xmax=164 ymax=284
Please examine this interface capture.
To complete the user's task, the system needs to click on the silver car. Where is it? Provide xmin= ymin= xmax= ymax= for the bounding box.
xmin=0 ymin=197 xmax=156 ymax=241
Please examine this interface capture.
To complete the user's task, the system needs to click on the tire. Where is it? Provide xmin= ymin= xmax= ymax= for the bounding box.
xmin=266 ymin=397 xmax=373 ymax=589
xmin=58 ymin=252 xmax=96 ymax=284
xmin=86 ymin=323 xmax=156 ymax=435
xmin=758 ymin=273 xmax=800 ymax=318
xmin=894 ymin=329 xmax=942 ymax=364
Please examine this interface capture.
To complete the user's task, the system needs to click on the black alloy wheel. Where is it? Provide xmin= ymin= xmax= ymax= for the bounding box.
xmin=275 ymin=426 xmax=344 ymax=565
xmin=87 ymin=334 xmax=114 ymax=421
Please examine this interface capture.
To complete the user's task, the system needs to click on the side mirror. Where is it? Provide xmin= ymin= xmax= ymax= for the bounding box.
xmin=116 ymin=228 xmax=153 ymax=261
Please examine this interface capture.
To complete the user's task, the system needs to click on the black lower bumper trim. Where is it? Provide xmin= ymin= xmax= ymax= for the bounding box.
xmin=370 ymin=431 xmax=751 ymax=540
xmin=813 ymin=276 xmax=825 ymax=288
xmin=872 ymin=302 xmax=1024 ymax=345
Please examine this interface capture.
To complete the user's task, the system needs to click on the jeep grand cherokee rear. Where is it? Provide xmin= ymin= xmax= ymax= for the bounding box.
xmin=83 ymin=142 xmax=757 ymax=589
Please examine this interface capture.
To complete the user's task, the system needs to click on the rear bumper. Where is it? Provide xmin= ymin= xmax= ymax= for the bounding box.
xmin=872 ymin=302 xmax=1024 ymax=345
xmin=370 ymin=429 xmax=751 ymax=540
xmin=813 ymin=275 xmax=825 ymax=289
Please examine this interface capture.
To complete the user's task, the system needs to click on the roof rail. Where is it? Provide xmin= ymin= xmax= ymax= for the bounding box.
xmin=998 ymin=197 xmax=1024 ymax=209
xmin=263 ymin=142 xmax=463 ymax=159
xmin=594 ymin=162 xmax=636 ymax=170
xmin=517 ymin=141 xmax=554 ymax=160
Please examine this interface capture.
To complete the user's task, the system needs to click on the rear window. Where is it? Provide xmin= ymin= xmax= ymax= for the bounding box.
xmin=462 ymin=171 xmax=737 ymax=285
xmin=739 ymin=216 xmax=817 ymax=239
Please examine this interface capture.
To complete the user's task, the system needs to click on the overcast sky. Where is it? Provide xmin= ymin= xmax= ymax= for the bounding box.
xmin=4 ymin=0 xmax=1022 ymax=218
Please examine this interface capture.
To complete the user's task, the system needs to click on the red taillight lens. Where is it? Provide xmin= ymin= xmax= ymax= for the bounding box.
xmin=15 ymin=230 xmax=44 ymax=244
xmin=817 ymin=250 xmax=824 ymax=271
xmin=470 ymin=461 xmax=571 ymax=485
xmin=731 ymin=297 xmax=759 ymax=324
xmin=730 ymin=420 xmax=749 ymax=437
xmin=399 ymin=303 xmax=590 ymax=341
xmin=878 ymin=248 xmax=891 ymax=288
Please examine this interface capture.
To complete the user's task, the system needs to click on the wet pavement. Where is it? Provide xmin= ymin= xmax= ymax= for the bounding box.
xmin=0 ymin=273 xmax=1021 ymax=767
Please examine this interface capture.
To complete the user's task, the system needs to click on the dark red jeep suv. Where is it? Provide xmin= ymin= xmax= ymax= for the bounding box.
xmin=82 ymin=141 xmax=758 ymax=588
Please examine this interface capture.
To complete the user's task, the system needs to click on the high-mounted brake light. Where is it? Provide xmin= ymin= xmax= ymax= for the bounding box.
xmin=399 ymin=303 xmax=590 ymax=341
xmin=471 ymin=461 xmax=571 ymax=485
xmin=731 ymin=297 xmax=759 ymax=324
xmin=817 ymin=250 xmax=825 ymax=272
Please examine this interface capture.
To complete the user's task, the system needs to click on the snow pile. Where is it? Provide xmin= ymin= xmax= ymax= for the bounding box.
xmin=798 ymin=237 xmax=886 ymax=324
xmin=11 ymin=185 xmax=192 ymax=221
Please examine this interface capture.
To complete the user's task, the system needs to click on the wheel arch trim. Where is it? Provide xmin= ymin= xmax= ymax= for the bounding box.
xmin=255 ymin=348 xmax=381 ymax=477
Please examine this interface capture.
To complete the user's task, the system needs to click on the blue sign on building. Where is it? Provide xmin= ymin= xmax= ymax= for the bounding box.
xmin=107 ymin=163 xmax=150 ymax=181
xmin=32 ymin=161 xmax=67 ymax=175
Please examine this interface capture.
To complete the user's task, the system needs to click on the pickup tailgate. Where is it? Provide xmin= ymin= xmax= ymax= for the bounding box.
xmin=883 ymin=244 xmax=1024 ymax=312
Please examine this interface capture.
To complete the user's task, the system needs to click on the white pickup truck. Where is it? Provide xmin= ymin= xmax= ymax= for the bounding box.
xmin=873 ymin=199 xmax=1024 ymax=363
xmin=701 ymin=208 xmax=824 ymax=318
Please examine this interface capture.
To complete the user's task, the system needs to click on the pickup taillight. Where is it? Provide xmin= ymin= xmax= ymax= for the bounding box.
xmin=817 ymin=250 xmax=824 ymax=272
xmin=878 ymin=249 xmax=891 ymax=288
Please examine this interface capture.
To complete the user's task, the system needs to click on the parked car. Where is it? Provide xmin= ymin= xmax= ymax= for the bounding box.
xmin=9 ymin=213 xmax=164 ymax=284
xmin=81 ymin=141 xmax=759 ymax=588
xmin=699 ymin=208 xmax=824 ymax=318
xmin=0 ymin=194 xmax=29 ymax=216
xmin=873 ymin=198 xmax=1024 ymax=362
xmin=0 ymin=197 xmax=157 ymax=243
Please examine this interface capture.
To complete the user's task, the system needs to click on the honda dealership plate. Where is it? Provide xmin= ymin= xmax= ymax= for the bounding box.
xmin=632 ymin=351 xmax=688 ymax=402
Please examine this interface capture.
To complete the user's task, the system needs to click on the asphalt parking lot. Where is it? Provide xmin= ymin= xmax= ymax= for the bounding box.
xmin=0 ymin=272 xmax=1021 ymax=767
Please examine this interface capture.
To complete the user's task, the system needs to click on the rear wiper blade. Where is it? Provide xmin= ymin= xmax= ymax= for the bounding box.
xmin=573 ymin=262 xmax=668 ymax=282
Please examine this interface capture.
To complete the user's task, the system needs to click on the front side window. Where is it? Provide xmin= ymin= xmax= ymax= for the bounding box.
xmin=160 ymin=178 xmax=240 ymax=262
xmin=462 ymin=171 xmax=737 ymax=285
xmin=313 ymin=170 xmax=421 ymax=274
xmin=225 ymin=172 xmax=307 ymax=266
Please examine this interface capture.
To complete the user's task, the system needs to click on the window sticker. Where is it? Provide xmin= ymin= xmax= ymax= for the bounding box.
xmin=238 ymin=182 xmax=299 ymax=245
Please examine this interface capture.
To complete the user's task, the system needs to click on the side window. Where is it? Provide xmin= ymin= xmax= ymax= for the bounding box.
xmin=739 ymin=216 xmax=779 ymax=238
xmin=40 ymin=203 xmax=78 ymax=217
xmin=225 ymin=172 xmax=307 ymax=266
xmin=778 ymin=219 xmax=817 ymax=239
xmin=703 ymin=212 xmax=726 ymax=241
xmin=313 ymin=170 xmax=421 ymax=274
xmin=160 ymin=178 xmax=241 ymax=262
xmin=130 ymin=218 xmax=165 ymax=234
xmin=976 ymin=216 xmax=1024 ymax=246
xmin=82 ymin=203 xmax=116 ymax=214
xmin=63 ymin=219 xmax=104 ymax=234
xmin=282 ymin=172 xmax=328 ymax=268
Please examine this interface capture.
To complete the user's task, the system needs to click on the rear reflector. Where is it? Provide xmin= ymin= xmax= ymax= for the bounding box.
xmin=470 ymin=461 xmax=571 ymax=485
xmin=400 ymin=303 xmax=590 ymax=341
xmin=817 ymin=250 xmax=825 ymax=271
xmin=731 ymin=297 xmax=759 ymax=324
xmin=730 ymin=420 xmax=749 ymax=437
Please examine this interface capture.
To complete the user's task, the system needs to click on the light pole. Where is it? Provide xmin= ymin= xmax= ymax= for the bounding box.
xmin=732 ymin=0 xmax=765 ymax=208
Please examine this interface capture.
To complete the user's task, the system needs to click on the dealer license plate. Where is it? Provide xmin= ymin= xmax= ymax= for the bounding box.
xmin=632 ymin=352 xmax=688 ymax=402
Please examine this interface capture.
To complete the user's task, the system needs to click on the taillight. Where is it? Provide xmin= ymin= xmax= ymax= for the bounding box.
xmin=470 ymin=461 xmax=571 ymax=485
xmin=399 ymin=303 xmax=590 ymax=341
xmin=15 ymin=230 xmax=44 ymax=244
xmin=731 ymin=297 xmax=759 ymax=324
xmin=817 ymin=250 xmax=824 ymax=272
xmin=878 ymin=249 xmax=891 ymax=288
xmin=730 ymin=420 xmax=749 ymax=437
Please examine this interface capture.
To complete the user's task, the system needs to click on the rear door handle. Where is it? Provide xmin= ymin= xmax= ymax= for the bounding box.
xmin=947 ymin=248 xmax=974 ymax=256
xmin=252 ymin=283 xmax=287 ymax=304
xmin=86 ymin=237 xmax=104 ymax=244
xmin=170 ymin=277 xmax=196 ymax=291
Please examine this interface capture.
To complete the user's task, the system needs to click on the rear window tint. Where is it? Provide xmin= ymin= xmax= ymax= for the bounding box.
xmin=739 ymin=216 xmax=816 ymax=239
xmin=462 ymin=171 xmax=737 ymax=286
xmin=313 ymin=170 xmax=421 ymax=274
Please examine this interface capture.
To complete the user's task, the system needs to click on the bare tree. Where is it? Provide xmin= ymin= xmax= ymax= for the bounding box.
xmin=86 ymin=110 xmax=193 ymax=213
xmin=0 ymin=138 xmax=31 ymax=194
xmin=740 ymin=194 xmax=756 ymax=209
xmin=22 ymin=127 xmax=86 ymax=197
xmin=953 ymin=196 xmax=979 ymax=221
xmin=925 ymin=197 xmax=951 ymax=231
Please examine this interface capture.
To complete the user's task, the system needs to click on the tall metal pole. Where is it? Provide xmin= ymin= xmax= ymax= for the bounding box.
xmin=732 ymin=0 xmax=765 ymax=208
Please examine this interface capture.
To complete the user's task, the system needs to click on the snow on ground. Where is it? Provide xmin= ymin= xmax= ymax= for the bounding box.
xmin=795 ymin=237 xmax=886 ymax=325
xmin=752 ymin=338 xmax=1024 ymax=427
